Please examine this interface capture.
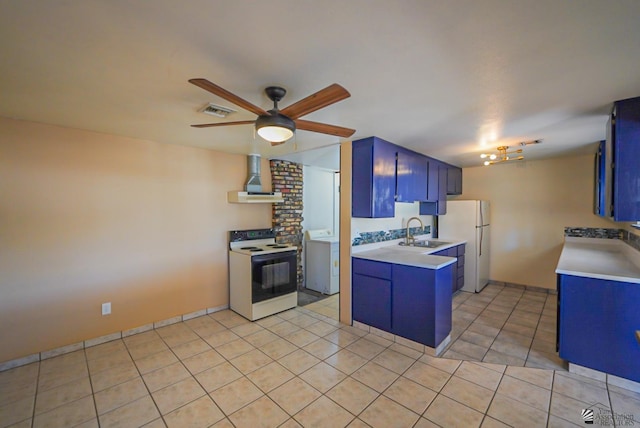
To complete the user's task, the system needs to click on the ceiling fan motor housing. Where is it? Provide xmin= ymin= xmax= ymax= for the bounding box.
xmin=255 ymin=111 xmax=296 ymax=132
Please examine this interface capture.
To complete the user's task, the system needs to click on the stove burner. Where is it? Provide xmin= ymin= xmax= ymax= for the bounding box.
xmin=270 ymin=245 xmax=289 ymax=249
xmin=241 ymin=246 xmax=260 ymax=250
xmin=265 ymin=244 xmax=279 ymax=247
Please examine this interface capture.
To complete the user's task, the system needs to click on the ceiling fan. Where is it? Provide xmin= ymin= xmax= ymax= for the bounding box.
xmin=189 ymin=78 xmax=355 ymax=146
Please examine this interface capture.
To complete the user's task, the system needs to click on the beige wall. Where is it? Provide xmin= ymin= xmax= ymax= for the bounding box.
xmin=0 ymin=117 xmax=272 ymax=363
xmin=457 ymin=154 xmax=613 ymax=290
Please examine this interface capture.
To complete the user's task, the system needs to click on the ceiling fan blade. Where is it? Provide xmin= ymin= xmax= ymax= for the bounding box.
xmin=295 ymin=119 xmax=355 ymax=138
xmin=191 ymin=120 xmax=255 ymax=128
xmin=280 ymin=84 xmax=350 ymax=119
xmin=189 ymin=78 xmax=268 ymax=116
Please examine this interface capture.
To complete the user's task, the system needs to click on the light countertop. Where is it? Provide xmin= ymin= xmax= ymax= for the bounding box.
xmin=352 ymin=238 xmax=466 ymax=270
xmin=555 ymin=237 xmax=640 ymax=284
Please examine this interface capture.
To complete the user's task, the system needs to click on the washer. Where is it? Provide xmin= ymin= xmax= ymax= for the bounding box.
xmin=304 ymin=229 xmax=339 ymax=295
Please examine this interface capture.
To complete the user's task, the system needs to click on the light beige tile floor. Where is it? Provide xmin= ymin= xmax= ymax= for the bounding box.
xmin=443 ymin=283 xmax=567 ymax=370
xmin=1 ymin=295 xmax=639 ymax=427
xmin=303 ymin=292 xmax=339 ymax=320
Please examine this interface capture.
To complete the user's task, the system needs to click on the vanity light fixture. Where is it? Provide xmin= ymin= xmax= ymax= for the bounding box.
xmin=481 ymin=139 xmax=542 ymax=165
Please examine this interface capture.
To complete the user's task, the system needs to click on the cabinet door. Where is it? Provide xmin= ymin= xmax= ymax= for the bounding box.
xmin=594 ymin=141 xmax=606 ymax=216
xmin=392 ymin=264 xmax=453 ymax=347
xmin=612 ymin=98 xmax=640 ymax=221
xmin=437 ymin=164 xmax=448 ymax=215
xmin=352 ymin=137 xmax=397 ymax=218
xmin=419 ymin=159 xmax=447 ymax=215
xmin=426 ymin=158 xmax=440 ymax=202
xmin=447 ymin=166 xmax=463 ymax=195
xmin=392 ymin=265 xmax=436 ymax=346
xmin=558 ymin=274 xmax=640 ymax=383
xmin=396 ymin=149 xmax=428 ymax=202
xmin=352 ymin=273 xmax=392 ymax=331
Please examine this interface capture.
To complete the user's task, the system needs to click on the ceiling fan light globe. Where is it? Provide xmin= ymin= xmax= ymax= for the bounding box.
xmin=255 ymin=113 xmax=296 ymax=143
xmin=257 ymin=126 xmax=294 ymax=142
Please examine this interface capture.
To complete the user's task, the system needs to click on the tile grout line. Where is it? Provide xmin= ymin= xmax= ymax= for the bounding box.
xmin=546 ymin=370 xmax=557 ymax=428
xmin=29 ymin=359 xmax=41 ymax=428
xmin=82 ymin=347 xmax=100 ymax=428
xmin=120 ymin=334 xmax=166 ymax=426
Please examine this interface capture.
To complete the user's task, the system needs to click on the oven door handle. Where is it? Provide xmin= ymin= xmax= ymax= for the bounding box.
xmin=251 ymin=250 xmax=296 ymax=263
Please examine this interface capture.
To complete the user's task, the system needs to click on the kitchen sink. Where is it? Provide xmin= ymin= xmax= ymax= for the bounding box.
xmin=398 ymin=240 xmax=451 ymax=248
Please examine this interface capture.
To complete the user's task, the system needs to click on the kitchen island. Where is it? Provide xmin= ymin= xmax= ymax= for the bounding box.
xmin=556 ymin=237 xmax=640 ymax=384
xmin=351 ymin=239 xmax=465 ymax=355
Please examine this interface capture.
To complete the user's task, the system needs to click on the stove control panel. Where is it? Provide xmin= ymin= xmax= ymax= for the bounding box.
xmin=230 ymin=228 xmax=275 ymax=242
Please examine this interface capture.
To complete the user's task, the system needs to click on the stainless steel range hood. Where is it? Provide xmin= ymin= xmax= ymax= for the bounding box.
xmin=227 ymin=154 xmax=283 ymax=203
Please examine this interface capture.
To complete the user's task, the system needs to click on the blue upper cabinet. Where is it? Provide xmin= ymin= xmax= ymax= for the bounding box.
xmin=446 ymin=165 xmax=463 ymax=195
xmin=426 ymin=158 xmax=440 ymax=202
xmin=352 ymin=137 xmax=397 ymax=218
xmin=396 ymin=148 xmax=428 ymax=202
xmin=419 ymin=159 xmax=448 ymax=215
xmin=608 ymin=96 xmax=640 ymax=221
xmin=594 ymin=140 xmax=606 ymax=216
xmin=353 ymin=136 xmax=462 ymax=217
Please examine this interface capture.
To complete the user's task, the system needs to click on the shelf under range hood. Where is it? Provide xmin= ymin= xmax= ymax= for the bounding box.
xmin=227 ymin=191 xmax=284 ymax=203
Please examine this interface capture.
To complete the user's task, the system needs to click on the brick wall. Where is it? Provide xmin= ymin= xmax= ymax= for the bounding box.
xmin=270 ymin=159 xmax=304 ymax=288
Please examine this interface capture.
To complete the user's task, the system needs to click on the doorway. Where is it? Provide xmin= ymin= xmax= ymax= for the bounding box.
xmin=271 ymin=144 xmax=340 ymax=320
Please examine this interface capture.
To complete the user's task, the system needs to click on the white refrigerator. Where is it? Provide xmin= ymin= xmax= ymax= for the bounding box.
xmin=439 ymin=200 xmax=490 ymax=293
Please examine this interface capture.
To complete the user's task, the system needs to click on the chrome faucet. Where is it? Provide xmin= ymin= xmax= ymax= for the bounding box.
xmin=406 ymin=216 xmax=424 ymax=245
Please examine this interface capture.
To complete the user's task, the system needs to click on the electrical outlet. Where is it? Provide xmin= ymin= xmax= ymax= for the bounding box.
xmin=102 ymin=302 xmax=111 ymax=316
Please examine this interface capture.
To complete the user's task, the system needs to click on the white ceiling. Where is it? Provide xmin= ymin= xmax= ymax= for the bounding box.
xmin=1 ymin=0 xmax=639 ymax=167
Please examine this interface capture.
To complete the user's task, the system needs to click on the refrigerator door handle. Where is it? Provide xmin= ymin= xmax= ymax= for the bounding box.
xmin=479 ymin=225 xmax=483 ymax=257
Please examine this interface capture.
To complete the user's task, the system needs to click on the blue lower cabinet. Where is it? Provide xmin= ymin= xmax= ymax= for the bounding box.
xmin=352 ymin=257 xmax=453 ymax=348
xmin=433 ymin=245 xmax=465 ymax=293
xmin=392 ymin=264 xmax=452 ymax=347
xmin=352 ymin=259 xmax=392 ymax=331
xmin=558 ymin=274 xmax=640 ymax=383
xmin=352 ymin=274 xmax=392 ymax=331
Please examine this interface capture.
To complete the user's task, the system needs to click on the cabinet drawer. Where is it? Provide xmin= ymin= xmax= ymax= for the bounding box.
xmin=457 ymin=244 xmax=466 ymax=256
xmin=352 ymin=258 xmax=392 ymax=279
xmin=457 ymin=265 xmax=464 ymax=278
xmin=457 ymin=255 xmax=465 ymax=267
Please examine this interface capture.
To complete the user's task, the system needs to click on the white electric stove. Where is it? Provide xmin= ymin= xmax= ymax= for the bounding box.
xmin=229 ymin=229 xmax=298 ymax=320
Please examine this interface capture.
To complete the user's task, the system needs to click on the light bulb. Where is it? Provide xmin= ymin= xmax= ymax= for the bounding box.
xmin=480 ymin=154 xmax=487 ymax=159
xmin=484 ymin=161 xmax=490 ymax=166
xmin=489 ymin=154 xmax=497 ymax=160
